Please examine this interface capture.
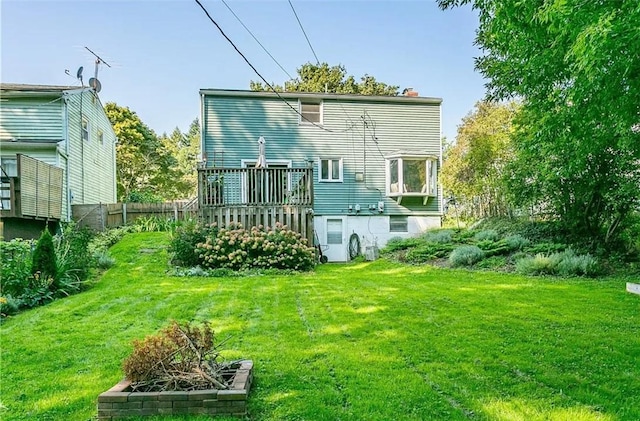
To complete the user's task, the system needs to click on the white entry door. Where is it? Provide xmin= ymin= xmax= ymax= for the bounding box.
xmin=323 ymin=217 xmax=346 ymax=262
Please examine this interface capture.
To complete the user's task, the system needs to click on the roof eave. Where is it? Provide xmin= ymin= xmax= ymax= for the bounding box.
xmin=199 ymin=89 xmax=442 ymax=105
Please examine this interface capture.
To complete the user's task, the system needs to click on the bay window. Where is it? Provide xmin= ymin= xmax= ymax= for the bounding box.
xmin=385 ymin=152 xmax=438 ymax=205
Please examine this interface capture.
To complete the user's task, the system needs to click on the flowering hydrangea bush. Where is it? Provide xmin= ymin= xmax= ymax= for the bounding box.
xmin=196 ymin=223 xmax=315 ymax=271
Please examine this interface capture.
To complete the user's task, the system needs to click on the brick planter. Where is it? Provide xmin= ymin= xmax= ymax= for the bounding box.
xmin=97 ymin=360 xmax=253 ymax=420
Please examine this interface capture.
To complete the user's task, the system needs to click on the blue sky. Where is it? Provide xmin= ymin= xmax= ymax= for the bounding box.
xmin=1 ymin=0 xmax=485 ymax=140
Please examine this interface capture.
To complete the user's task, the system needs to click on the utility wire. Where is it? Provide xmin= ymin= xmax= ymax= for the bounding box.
xmin=194 ymin=0 xmax=347 ymax=132
xmin=288 ymin=0 xmax=320 ymax=64
xmin=220 ymin=0 xmax=294 ymax=80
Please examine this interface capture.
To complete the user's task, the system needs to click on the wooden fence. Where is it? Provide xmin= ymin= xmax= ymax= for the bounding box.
xmin=199 ymin=205 xmax=313 ymax=244
xmin=72 ymin=202 xmax=197 ymax=231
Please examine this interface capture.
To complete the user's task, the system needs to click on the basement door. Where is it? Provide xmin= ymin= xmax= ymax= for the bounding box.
xmin=324 ymin=217 xmax=347 ymax=262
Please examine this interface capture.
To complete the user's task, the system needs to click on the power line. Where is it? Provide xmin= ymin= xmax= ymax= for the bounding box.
xmin=194 ymin=0 xmax=347 ymax=133
xmin=287 ymin=0 xmax=320 ymax=64
xmin=220 ymin=0 xmax=294 ymax=80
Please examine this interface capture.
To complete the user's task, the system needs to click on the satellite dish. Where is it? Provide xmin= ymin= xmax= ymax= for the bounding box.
xmin=89 ymin=77 xmax=102 ymax=93
xmin=76 ymin=66 xmax=84 ymax=79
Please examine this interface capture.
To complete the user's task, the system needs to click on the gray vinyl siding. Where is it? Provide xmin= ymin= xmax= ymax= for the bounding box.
xmin=0 ymin=96 xmax=65 ymax=141
xmin=65 ymin=90 xmax=117 ymax=205
xmin=202 ymin=92 xmax=442 ymax=216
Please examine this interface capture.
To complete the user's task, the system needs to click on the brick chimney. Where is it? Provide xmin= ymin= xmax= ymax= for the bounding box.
xmin=402 ymin=87 xmax=419 ymax=97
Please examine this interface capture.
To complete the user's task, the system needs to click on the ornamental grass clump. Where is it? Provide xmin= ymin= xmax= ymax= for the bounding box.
xmin=196 ymin=223 xmax=315 ymax=271
xmin=449 ymin=245 xmax=485 ymax=267
xmin=516 ymin=249 xmax=600 ymax=277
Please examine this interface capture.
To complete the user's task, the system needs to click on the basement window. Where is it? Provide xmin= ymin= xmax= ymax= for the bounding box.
xmin=389 ymin=216 xmax=408 ymax=233
xmin=385 ymin=152 xmax=438 ymax=205
xmin=300 ymin=100 xmax=322 ymax=125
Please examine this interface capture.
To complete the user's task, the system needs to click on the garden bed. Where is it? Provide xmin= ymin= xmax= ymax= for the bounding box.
xmin=97 ymin=360 xmax=253 ymax=419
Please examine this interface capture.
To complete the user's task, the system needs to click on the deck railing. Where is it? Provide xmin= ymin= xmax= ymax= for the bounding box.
xmin=197 ymin=167 xmax=314 ymax=243
xmin=198 ymin=167 xmax=313 ymax=207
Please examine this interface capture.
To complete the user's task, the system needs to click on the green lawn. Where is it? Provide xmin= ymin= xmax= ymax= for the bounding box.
xmin=2 ymin=232 xmax=639 ymax=421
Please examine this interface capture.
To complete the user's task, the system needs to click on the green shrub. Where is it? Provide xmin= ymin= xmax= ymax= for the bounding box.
xmin=31 ymin=227 xmax=57 ymax=280
xmin=132 ymin=216 xmax=175 ymax=233
xmin=89 ymin=226 xmax=133 ymax=255
xmin=196 ymin=223 xmax=315 ymax=271
xmin=515 ymin=253 xmax=559 ymax=275
xmin=556 ymin=250 xmax=600 ymax=277
xmin=169 ymin=221 xmax=217 ymax=267
xmin=382 ymin=237 xmax=422 ymax=252
xmin=524 ymin=242 xmax=566 ymax=255
xmin=421 ymin=229 xmax=454 ymax=244
xmin=0 ymin=239 xmax=33 ymax=297
xmin=55 ymin=223 xmax=95 ymax=284
xmin=95 ymin=251 xmax=116 ymax=269
xmin=504 ymin=234 xmax=530 ymax=251
xmin=405 ymin=243 xmax=454 ymax=263
xmin=515 ymin=249 xmax=599 ymax=277
xmin=0 ymin=294 xmax=23 ymax=317
xmin=475 ymin=256 xmax=507 ymax=270
xmin=474 ymin=229 xmax=500 ymax=242
xmin=449 ymin=245 xmax=485 ymax=267
xmin=20 ymin=272 xmax=55 ymax=308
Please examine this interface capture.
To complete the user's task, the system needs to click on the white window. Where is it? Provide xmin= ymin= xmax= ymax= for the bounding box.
xmin=385 ymin=152 xmax=438 ymax=205
xmin=389 ymin=216 xmax=408 ymax=233
xmin=98 ymin=129 xmax=104 ymax=145
xmin=81 ymin=115 xmax=90 ymax=142
xmin=300 ymin=100 xmax=322 ymax=124
xmin=319 ymin=158 xmax=342 ymax=182
xmin=327 ymin=219 xmax=343 ymax=244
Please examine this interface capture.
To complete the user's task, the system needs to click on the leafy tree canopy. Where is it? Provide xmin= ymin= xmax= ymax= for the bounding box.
xmin=438 ymin=0 xmax=640 ymax=245
xmin=105 ymin=103 xmax=184 ymax=202
xmin=441 ymin=101 xmax=519 ymax=219
xmin=158 ymin=119 xmax=201 ymax=200
xmin=250 ymin=62 xmax=399 ymax=96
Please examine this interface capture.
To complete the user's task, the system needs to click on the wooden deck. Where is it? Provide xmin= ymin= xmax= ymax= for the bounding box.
xmin=197 ymin=167 xmax=314 ymax=242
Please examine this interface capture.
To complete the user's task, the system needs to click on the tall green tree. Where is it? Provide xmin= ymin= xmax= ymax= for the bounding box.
xmin=251 ymin=62 xmax=399 ymax=95
xmin=104 ymin=103 xmax=179 ymax=202
xmin=441 ymin=101 xmax=518 ymax=219
xmin=438 ymin=0 xmax=640 ymax=244
xmin=158 ymin=119 xmax=200 ymax=199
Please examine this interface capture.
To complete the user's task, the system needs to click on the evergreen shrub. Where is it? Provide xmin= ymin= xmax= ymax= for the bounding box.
xmin=31 ymin=227 xmax=57 ymax=280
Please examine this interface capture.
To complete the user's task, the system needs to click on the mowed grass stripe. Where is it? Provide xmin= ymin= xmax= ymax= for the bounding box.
xmin=1 ymin=232 xmax=638 ymax=420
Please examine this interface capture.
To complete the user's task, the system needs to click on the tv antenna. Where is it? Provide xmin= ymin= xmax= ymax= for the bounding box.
xmin=84 ymin=46 xmax=111 ymax=92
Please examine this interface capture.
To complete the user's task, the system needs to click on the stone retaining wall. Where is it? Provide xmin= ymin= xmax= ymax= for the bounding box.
xmin=97 ymin=360 xmax=253 ymax=420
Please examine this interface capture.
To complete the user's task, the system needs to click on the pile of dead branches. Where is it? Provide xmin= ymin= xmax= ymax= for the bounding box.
xmin=123 ymin=320 xmax=233 ymax=392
